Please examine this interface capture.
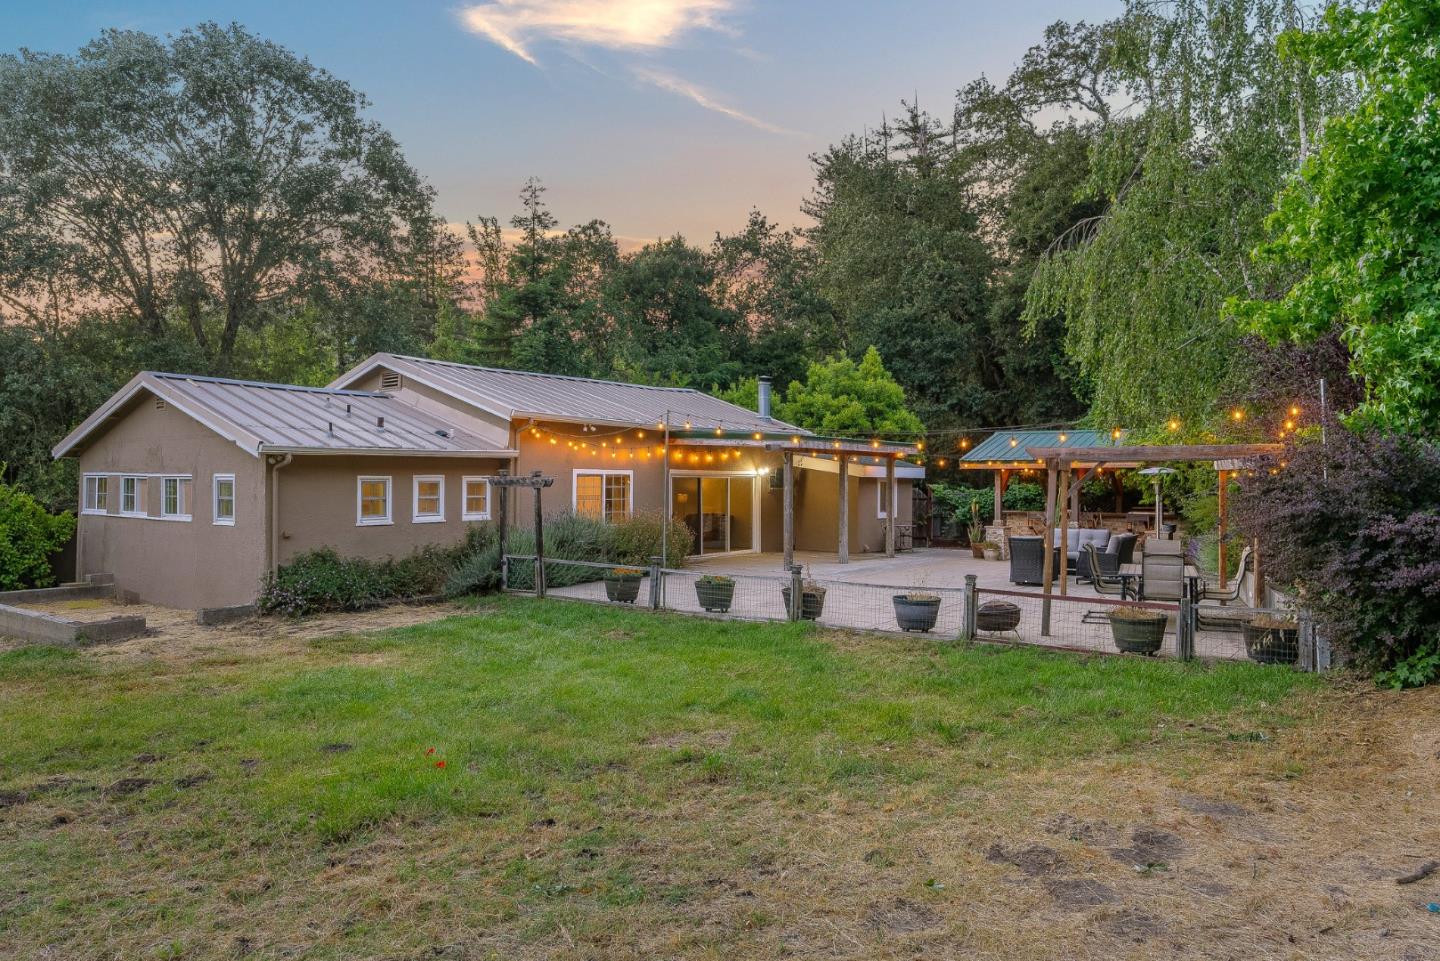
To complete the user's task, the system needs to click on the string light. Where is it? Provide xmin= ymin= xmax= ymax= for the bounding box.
xmin=1008 ymin=437 xmax=1018 ymax=448
xmin=1231 ymin=408 xmax=1245 ymax=422
xmin=1289 ymin=405 xmax=1300 ymax=417
xmin=1167 ymin=418 xmax=1180 ymax=432
xmin=1057 ymin=433 xmax=1067 ymax=443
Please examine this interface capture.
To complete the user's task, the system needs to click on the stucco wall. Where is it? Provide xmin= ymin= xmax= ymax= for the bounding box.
xmin=73 ymin=395 xmax=268 ymax=609
xmin=276 ymin=455 xmax=510 ymax=565
xmin=793 ymin=467 xmax=913 ymax=555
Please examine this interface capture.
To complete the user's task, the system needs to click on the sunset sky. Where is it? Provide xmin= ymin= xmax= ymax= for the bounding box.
xmin=7 ymin=1 xmax=1119 ymax=245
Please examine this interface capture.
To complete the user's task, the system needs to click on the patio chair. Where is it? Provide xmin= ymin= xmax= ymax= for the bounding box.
xmin=1139 ymin=552 xmax=1184 ymax=602
xmin=1195 ymin=547 xmax=1254 ymax=633
xmin=1007 ymin=535 xmax=1057 ymax=586
xmin=1080 ymin=543 xmax=1131 ymax=623
xmin=1200 ymin=546 xmax=1252 ymax=603
xmin=1076 ymin=532 xmax=1137 ymax=582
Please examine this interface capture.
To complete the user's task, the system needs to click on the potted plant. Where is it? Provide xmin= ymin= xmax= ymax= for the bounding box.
xmin=694 ymin=573 xmax=736 ymax=613
xmin=1242 ymin=614 xmax=1299 ymax=665
xmin=980 ymin=541 xmax=1001 ymax=561
xmin=603 ymin=567 xmax=644 ymax=603
xmin=781 ymin=569 xmax=827 ymax=620
xmin=1107 ymin=606 xmax=1167 ymax=655
xmin=893 ymin=590 xmax=941 ymax=632
xmin=968 ymin=502 xmax=987 ymax=559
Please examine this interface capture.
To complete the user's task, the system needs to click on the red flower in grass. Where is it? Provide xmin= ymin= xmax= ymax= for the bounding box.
xmin=435 ymin=760 xmax=447 ymax=769
xmin=425 ymin=747 xmax=436 ymax=756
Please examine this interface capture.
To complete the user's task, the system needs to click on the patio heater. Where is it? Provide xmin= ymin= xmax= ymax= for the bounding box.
xmin=1137 ymin=467 xmax=1176 ymax=537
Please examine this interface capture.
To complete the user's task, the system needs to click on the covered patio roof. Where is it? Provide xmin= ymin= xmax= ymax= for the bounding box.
xmin=1025 ymin=442 xmax=1282 ymax=467
xmin=667 ymin=428 xmax=919 ymax=458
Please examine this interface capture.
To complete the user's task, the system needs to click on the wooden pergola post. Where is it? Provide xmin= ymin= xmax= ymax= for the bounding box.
xmin=1058 ymin=466 xmax=1072 ymax=597
xmin=782 ymin=450 xmax=795 ymax=570
xmin=1111 ymin=471 xmax=1124 ymax=513
xmin=1040 ymin=459 xmax=1058 ymax=636
xmin=993 ymin=469 xmax=1004 ymax=523
xmin=884 ymin=455 xmax=897 ymax=558
xmin=837 ymin=454 xmax=849 ymax=563
xmin=1217 ymin=470 xmax=1229 ymax=590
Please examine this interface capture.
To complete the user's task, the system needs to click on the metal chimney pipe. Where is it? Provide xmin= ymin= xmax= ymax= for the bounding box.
xmin=757 ymin=376 xmax=772 ymax=420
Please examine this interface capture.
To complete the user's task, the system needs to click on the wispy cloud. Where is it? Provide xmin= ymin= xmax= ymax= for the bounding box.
xmin=457 ymin=0 xmax=736 ymax=65
xmin=629 ymin=66 xmax=798 ymax=135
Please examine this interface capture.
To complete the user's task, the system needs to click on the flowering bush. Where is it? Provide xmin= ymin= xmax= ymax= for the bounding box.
xmin=1232 ymin=427 xmax=1440 ymax=687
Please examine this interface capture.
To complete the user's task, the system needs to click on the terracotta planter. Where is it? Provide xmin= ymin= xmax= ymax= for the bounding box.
xmin=781 ymin=586 xmax=826 ymax=620
xmin=1242 ymin=621 xmax=1299 ymax=665
xmin=1108 ymin=612 xmax=1166 ymax=655
xmin=603 ymin=574 xmax=642 ymax=603
xmin=694 ymin=579 xmax=735 ymax=613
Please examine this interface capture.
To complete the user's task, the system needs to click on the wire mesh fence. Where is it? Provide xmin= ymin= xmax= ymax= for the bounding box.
xmin=503 ymin=555 xmax=1326 ymax=670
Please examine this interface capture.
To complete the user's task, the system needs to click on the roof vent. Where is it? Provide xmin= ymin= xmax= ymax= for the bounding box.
xmin=154 ymin=398 xmax=167 ymax=411
xmin=376 ymin=416 xmax=385 ymax=431
xmin=434 ymin=428 xmax=452 ymax=439
xmin=379 ymin=371 xmax=402 ymax=391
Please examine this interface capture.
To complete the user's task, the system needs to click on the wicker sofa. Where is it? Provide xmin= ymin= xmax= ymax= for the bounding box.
xmin=1007 ymin=535 xmax=1059 ymax=586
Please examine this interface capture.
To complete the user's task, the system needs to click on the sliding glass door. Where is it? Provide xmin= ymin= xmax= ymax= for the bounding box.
xmin=670 ymin=473 xmax=757 ymax=556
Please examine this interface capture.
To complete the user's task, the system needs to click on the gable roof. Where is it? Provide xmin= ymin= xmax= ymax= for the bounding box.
xmin=960 ymin=429 xmax=1121 ymax=466
xmin=52 ymin=372 xmax=517 ymax=460
xmin=331 ymin=353 xmax=804 ymax=433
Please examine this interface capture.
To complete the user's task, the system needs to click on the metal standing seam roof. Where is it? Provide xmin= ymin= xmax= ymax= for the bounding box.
xmin=332 ymin=353 xmax=808 ymax=434
xmin=960 ymin=429 xmax=1122 ymax=465
xmin=52 ymin=372 xmax=517 ymax=459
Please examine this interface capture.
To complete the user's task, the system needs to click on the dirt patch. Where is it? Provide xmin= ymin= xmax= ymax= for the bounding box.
xmin=1178 ymin=794 xmax=1251 ymax=818
xmin=645 ymin=730 xmax=735 ymax=750
xmin=985 ymin=842 xmax=1066 ymax=877
xmin=1108 ymin=827 xmax=1185 ymax=867
xmin=864 ymin=897 xmax=939 ymax=933
xmin=1100 ymin=908 xmax=1167 ymax=939
xmin=103 ymin=777 xmax=154 ymax=797
xmin=318 ymin=743 xmax=353 ymax=754
xmin=174 ymin=772 xmax=213 ymax=789
xmin=1044 ymin=878 xmax=1120 ymax=910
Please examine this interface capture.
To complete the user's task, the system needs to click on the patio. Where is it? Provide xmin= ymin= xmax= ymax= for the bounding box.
xmin=544 ymin=547 xmax=1260 ymax=661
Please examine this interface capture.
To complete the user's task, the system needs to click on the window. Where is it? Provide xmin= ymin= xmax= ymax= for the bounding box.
xmin=412 ymin=475 xmax=445 ymax=523
xmin=574 ymin=470 xmax=632 ymax=522
xmin=160 ymin=476 xmax=191 ymax=520
xmin=82 ymin=475 xmax=109 ymax=514
xmin=357 ymin=476 xmax=392 ymax=525
xmin=462 ymin=477 xmax=491 ymax=521
xmin=120 ymin=476 xmax=144 ymax=516
xmin=877 ymin=479 xmax=892 ymax=519
xmin=213 ymin=474 xmax=236 ymax=526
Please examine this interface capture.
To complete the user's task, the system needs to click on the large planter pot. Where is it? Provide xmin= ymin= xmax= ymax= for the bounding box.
xmin=970 ymin=545 xmax=986 ymax=559
xmin=603 ymin=574 xmax=642 ymax=604
xmin=1108 ymin=611 xmax=1166 ymax=655
xmin=694 ymin=578 xmax=735 ymax=613
xmin=1242 ymin=619 xmax=1299 ymax=665
xmin=893 ymin=595 xmax=941 ymax=633
xmin=983 ymin=548 xmax=1000 ymax=561
xmin=781 ymin=585 xmax=826 ymax=620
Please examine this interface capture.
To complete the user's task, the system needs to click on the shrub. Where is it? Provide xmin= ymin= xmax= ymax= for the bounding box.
xmin=1002 ymin=481 xmax=1046 ymax=512
xmin=0 ymin=478 xmax=75 ymax=590
xmin=1232 ymin=428 xmax=1440 ymax=687
xmin=610 ymin=511 xmax=693 ymax=566
xmin=260 ymin=536 xmax=474 ymax=617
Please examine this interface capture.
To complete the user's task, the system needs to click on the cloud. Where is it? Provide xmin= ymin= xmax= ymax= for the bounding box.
xmin=629 ymin=66 xmax=798 ymax=135
xmin=458 ymin=0 xmax=736 ymax=64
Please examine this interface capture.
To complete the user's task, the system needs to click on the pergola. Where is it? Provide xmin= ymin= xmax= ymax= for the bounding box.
xmin=1024 ymin=442 xmax=1282 ymax=633
xmin=663 ymin=428 xmax=920 ymax=568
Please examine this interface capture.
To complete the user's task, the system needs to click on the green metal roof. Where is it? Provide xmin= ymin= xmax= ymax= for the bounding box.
xmin=960 ymin=429 xmax=1122 ymax=465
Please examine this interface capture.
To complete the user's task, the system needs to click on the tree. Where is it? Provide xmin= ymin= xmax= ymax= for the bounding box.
xmin=776 ymin=347 xmax=924 ymax=437
xmin=1233 ymin=0 xmax=1440 ymax=433
xmin=0 ymin=23 xmax=455 ymax=370
xmin=1022 ymin=0 xmax=1352 ymax=429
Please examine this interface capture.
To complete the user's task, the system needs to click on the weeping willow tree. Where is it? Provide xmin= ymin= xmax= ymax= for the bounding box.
xmin=1023 ymin=0 xmax=1352 ymax=430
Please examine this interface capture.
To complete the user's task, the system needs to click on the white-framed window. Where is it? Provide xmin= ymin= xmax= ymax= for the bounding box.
xmin=412 ymin=475 xmax=445 ymax=523
xmin=877 ymin=479 xmax=892 ymax=519
xmin=120 ymin=476 xmax=144 ymax=516
xmin=573 ymin=470 xmax=632 ymax=522
xmin=159 ymin=476 xmax=192 ymax=521
xmin=82 ymin=474 xmax=109 ymax=514
xmin=357 ymin=476 xmax=392 ymax=526
xmin=213 ymin=474 xmax=236 ymax=526
xmin=462 ymin=476 xmax=491 ymax=521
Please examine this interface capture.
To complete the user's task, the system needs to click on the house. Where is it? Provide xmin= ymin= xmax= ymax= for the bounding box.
xmin=53 ymin=354 xmax=921 ymax=610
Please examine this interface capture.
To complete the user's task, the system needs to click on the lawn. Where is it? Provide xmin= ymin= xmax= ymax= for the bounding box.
xmin=0 ymin=596 xmax=1434 ymax=960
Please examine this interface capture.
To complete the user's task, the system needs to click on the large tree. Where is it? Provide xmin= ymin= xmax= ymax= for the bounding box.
xmin=0 ymin=22 xmax=457 ymax=370
xmin=1234 ymin=0 xmax=1440 ymax=433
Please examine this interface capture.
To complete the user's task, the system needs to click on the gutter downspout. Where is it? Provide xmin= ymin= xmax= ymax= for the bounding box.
xmin=268 ymin=453 xmax=293 ymax=576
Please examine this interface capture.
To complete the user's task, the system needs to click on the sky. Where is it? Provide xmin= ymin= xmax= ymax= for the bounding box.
xmin=3 ymin=1 xmax=1120 ymax=246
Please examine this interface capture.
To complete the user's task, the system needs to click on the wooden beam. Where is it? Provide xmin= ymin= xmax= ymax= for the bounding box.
xmin=783 ymin=451 xmax=795 ymax=570
xmin=884 ymin=456 xmax=897 ymax=558
xmin=993 ymin=470 xmax=1003 ymax=523
xmin=1040 ymin=460 xmax=1058 ymax=636
xmin=837 ymin=455 xmax=849 ymax=564
xmin=1058 ymin=466 xmax=1071 ymax=597
xmin=1111 ymin=471 xmax=1124 ymax=512
xmin=1252 ymin=536 xmax=1265 ymax=605
xmin=1026 ymin=443 xmax=1283 ymax=463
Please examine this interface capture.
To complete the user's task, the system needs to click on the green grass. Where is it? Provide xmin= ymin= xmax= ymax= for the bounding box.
xmin=0 ymin=596 xmax=1318 ymax=958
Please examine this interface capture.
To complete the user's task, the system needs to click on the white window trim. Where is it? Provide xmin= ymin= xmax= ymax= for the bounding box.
xmin=212 ymin=473 xmax=236 ymax=527
xmin=158 ymin=475 xmax=192 ymax=522
xmin=119 ymin=475 xmax=146 ymax=517
xmin=461 ymin=476 xmax=492 ymax=521
xmin=572 ymin=469 xmax=634 ymax=521
xmin=81 ymin=474 xmax=109 ymax=515
xmin=412 ymin=474 xmax=446 ymax=524
xmin=877 ymin=479 xmax=891 ymax=519
xmin=357 ymin=475 xmax=393 ymax=526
